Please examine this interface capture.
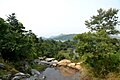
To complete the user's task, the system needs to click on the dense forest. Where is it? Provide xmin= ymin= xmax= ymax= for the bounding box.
xmin=0 ymin=13 xmax=75 ymax=61
xmin=0 ymin=8 xmax=120 ymax=79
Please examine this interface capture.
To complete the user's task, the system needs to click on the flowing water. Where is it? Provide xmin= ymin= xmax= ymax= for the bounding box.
xmin=42 ymin=66 xmax=80 ymax=80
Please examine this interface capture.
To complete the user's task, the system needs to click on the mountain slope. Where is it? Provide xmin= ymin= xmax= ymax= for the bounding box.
xmin=49 ymin=34 xmax=76 ymax=41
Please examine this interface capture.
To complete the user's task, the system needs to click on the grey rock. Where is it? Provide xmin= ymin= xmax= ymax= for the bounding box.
xmin=12 ymin=72 xmax=30 ymax=80
xmin=15 ymin=72 xmax=25 ymax=76
xmin=45 ymin=58 xmax=55 ymax=62
xmin=31 ymin=69 xmax=40 ymax=76
xmin=12 ymin=76 xmax=22 ymax=80
xmin=25 ymin=75 xmax=46 ymax=80
xmin=40 ymin=61 xmax=51 ymax=65
xmin=33 ymin=59 xmax=41 ymax=64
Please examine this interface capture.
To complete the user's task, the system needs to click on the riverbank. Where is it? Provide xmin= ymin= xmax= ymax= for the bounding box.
xmin=1 ymin=56 xmax=120 ymax=80
xmin=0 ymin=57 xmax=82 ymax=80
xmin=0 ymin=57 xmax=47 ymax=80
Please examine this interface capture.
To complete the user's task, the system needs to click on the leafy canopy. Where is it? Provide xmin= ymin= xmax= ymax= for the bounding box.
xmin=85 ymin=8 xmax=120 ymax=35
xmin=74 ymin=8 xmax=120 ymax=78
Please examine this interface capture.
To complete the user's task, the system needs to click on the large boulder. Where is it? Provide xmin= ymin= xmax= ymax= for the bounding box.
xmin=58 ymin=60 xmax=82 ymax=70
xmin=57 ymin=59 xmax=71 ymax=66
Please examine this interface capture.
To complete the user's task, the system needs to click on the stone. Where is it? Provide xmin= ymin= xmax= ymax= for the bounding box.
xmin=52 ymin=60 xmax=58 ymax=63
xmin=45 ymin=58 xmax=55 ymax=62
xmin=40 ymin=61 xmax=51 ymax=65
xmin=33 ymin=59 xmax=41 ymax=64
xmin=75 ymin=64 xmax=81 ymax=70
xmin=57 ymin=59 xmax=71 ymax=66
xmin=52 ymin=63 xmax=57 ymax=67
xmin=12 ymin=72 xmax=30 ymax=80
xmin=12 ymin=76 xmax=22 ymax=80
xmin=31 ymin=69 xmax=40 ymax=76
xmin=67 ymin=63 xmax=76 ymax=68
xmin=26 ymin=75 xmax=46 ymax=80
xmin=51 ymin=60 xmax=58 ymax=66
xmin=76 ymin=62 xmax=81 ymax=65
xmin=15 ymin=72 xmax=25 ymax=76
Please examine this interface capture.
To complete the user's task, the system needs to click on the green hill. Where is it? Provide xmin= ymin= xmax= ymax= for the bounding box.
xmin=49 ymin=34 xmax=76 ymax=41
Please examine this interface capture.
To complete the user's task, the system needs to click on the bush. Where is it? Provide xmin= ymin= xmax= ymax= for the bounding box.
xmin=55 ymin=50 xmax=71 ymax=61
xmin=85 ymin=53 xmax=120 ymax=78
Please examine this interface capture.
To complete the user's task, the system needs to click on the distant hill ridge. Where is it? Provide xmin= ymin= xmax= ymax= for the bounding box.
xmin=49 ymin=34 xmax=77 ymax=41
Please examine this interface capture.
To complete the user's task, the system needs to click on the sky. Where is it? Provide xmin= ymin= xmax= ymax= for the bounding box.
xmin=0 ymin=0 xmax=120 ymax=38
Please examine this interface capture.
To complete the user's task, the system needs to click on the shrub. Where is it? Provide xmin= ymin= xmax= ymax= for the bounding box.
xmin=55 ymin=50 xmax=71 ymax=61
xmin=85 ymin=53 xmax=120 ymax=78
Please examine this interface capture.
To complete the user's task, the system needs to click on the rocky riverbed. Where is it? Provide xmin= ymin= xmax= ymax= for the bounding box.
xmin=34 ymin=57 xmax=82 ymax=70
xmin=0 ymin=57 xmax=82 ymax=80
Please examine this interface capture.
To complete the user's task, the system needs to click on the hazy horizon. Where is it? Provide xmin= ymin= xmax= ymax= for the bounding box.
xmin=0 ymin=0 xmax=120 ymax=38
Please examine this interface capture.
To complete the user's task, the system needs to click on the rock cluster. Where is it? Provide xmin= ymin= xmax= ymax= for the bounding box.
xmin=34 ymin=57 xmax=82 ymax=70
xmin=57 ymin=59 xmax=82 ymax=70
xmin=12 ymin=70 xmax=46 ymax=80
xmin=0 ymin=58 xmax=82 ymax=80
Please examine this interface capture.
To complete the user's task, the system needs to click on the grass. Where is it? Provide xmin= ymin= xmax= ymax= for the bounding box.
xmin=30 ymin=63 xmax=47 ymax=71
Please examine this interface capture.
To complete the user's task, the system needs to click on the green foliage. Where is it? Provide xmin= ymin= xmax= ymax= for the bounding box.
xmin=36 ymin=38 xmax=75 ymax=58
xmin=0 ymin=13 xmax=38 ymax=61
xmin=85 ymin=53 xmax=120 ymax=78
xmin=0 ymin=13 xmax=75 ymax=62
xmin=85 ymin=8 xmax=120 ymax=35
xmin=74 ymin=30 xmax=120 ymax=78
xmin=55 ymin=50 xmax=71 ymax=61
xmin=74 ymin=8 xmax=120 ymax=78
xmin=36 ymin=39 xmax=60 ymax=57
xmin=74 ymin=30 xmax=118 ymax=55
xmin=0 ymin=69 xmax=9 ymax=80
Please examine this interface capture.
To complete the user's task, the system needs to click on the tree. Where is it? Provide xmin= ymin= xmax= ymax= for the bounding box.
xmin=74 ymin=8 xmax=120 ymax=78
xmin=74 ymin=30 xmax=117 ymax=55
xmin=85 ymin=8 xmax=120 ymax=35
xmin=0 ymin=13 xmax=37 ymax=61
xmin=7 ymin=13 xmax=26 ymax=33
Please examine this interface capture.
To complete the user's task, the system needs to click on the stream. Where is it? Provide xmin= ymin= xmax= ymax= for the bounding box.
xmin=42 ymin=66 xmax=80 ymax=80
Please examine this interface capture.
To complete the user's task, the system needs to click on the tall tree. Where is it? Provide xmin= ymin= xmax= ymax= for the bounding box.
xmin=85 ymin=8 xmax=120 ymax=35
xmin=74 ymin=8 xmax=120 ymax=77
xmin=0 ymin=13 xmax=37 ymax=61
